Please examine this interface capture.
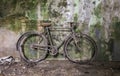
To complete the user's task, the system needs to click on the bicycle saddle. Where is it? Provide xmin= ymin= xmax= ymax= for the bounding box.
xmin=40 ymin=20 xmax=52 ymax=27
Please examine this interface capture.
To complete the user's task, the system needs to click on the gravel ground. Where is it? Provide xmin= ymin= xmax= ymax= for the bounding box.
xmin=0 ymin=60 xmax=120 ymax=76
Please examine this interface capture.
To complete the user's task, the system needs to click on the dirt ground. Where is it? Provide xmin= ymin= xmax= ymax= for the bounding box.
xmin=0 ymin=60 xmax=120 ymax=76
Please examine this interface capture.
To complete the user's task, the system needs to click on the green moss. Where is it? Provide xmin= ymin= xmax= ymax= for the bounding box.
xmin=94 ymin=3 xmax=102 ymax=18
xmin=9 ymin=19 xmax=21 ymax=32
xmin=27 ymin=9 xmax=37 ymax=20
xmin=74 ymin=13 xmax=78 ymax=22
xmin=58 ymin=0 xmax=67 ymax=7
xmin=26 ymin=20 xmax=37 ymax=31
xmin=111 ymin=17 xmax=120 ymax=40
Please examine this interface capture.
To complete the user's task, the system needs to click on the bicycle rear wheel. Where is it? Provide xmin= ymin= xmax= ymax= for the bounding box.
xmin=64 ymin=33 xmax=97 ymax=64
xmin=17 ymin=32 xmax=48 ymax=63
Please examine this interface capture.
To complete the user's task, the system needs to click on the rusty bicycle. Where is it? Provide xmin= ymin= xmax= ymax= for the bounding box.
xmin=16 ymin=20 xmax=97 ymax=64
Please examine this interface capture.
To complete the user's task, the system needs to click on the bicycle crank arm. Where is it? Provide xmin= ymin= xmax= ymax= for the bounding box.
xmin=31 ymin=44 xmax=48 ymax=50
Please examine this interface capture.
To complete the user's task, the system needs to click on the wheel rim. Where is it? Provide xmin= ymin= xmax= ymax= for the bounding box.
xmin=20 ymin=33 xmax=48 ymax=62
xmin=65 ymin=35 xmax=95 ymax=63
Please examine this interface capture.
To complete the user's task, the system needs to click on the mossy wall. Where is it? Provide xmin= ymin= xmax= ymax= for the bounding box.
xmin=0 ymin=0 xmax=120 ymax=61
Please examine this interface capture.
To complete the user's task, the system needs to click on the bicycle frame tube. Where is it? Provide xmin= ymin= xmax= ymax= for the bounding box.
xmin=45 ymin=27 xmax=54 ymax=46
xmin=44 ymin=26 xmax=75 ymax=50
xmin=57 ymin=33 xmax=73 ymax=50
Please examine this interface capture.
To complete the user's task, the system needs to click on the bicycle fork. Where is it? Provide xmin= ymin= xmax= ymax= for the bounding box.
xmin=72 ymin=32 xmax=82 ymax=53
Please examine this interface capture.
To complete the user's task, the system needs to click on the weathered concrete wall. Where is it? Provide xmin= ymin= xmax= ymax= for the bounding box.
xmin=0 ymin=28 xmax=19 ymax=58
xmin=112 ymin=40 xmax=120 ymax=61
xmin=102 ymin=0 xmax=120 ymax=61
xmin=0 ymin=0 xmax=120 ymax=61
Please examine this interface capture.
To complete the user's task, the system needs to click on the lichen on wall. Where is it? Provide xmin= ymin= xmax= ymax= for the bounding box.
xmin=0 ymin=0 xmax=120 ymax=60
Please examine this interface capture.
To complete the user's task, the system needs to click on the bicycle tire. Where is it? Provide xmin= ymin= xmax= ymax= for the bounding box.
xmin=17 ymin=31 xmax=48 ymax=63
xmin=64 ymin=33 xmax=97 ymax=64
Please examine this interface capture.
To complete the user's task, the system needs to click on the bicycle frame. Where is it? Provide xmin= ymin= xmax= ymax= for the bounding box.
xmin=43 ymin=24 xmax=77 ymax=55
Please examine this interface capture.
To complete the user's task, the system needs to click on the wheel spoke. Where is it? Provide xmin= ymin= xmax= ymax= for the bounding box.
xmin=17 ymin=32 xmax=48 ymax=63
xmin=65 ymin=34 xmax=96 ymax=64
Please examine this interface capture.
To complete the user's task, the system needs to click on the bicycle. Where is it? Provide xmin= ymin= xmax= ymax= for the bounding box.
xmin=16 ymin=20 xmax=97 ymax=64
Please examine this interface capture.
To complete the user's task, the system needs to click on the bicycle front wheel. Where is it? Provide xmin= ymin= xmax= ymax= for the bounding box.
xmin=64 ymin=33 xmax=97 ymax=64
xmin=17 ymin=32 xmax=48 ymax=63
